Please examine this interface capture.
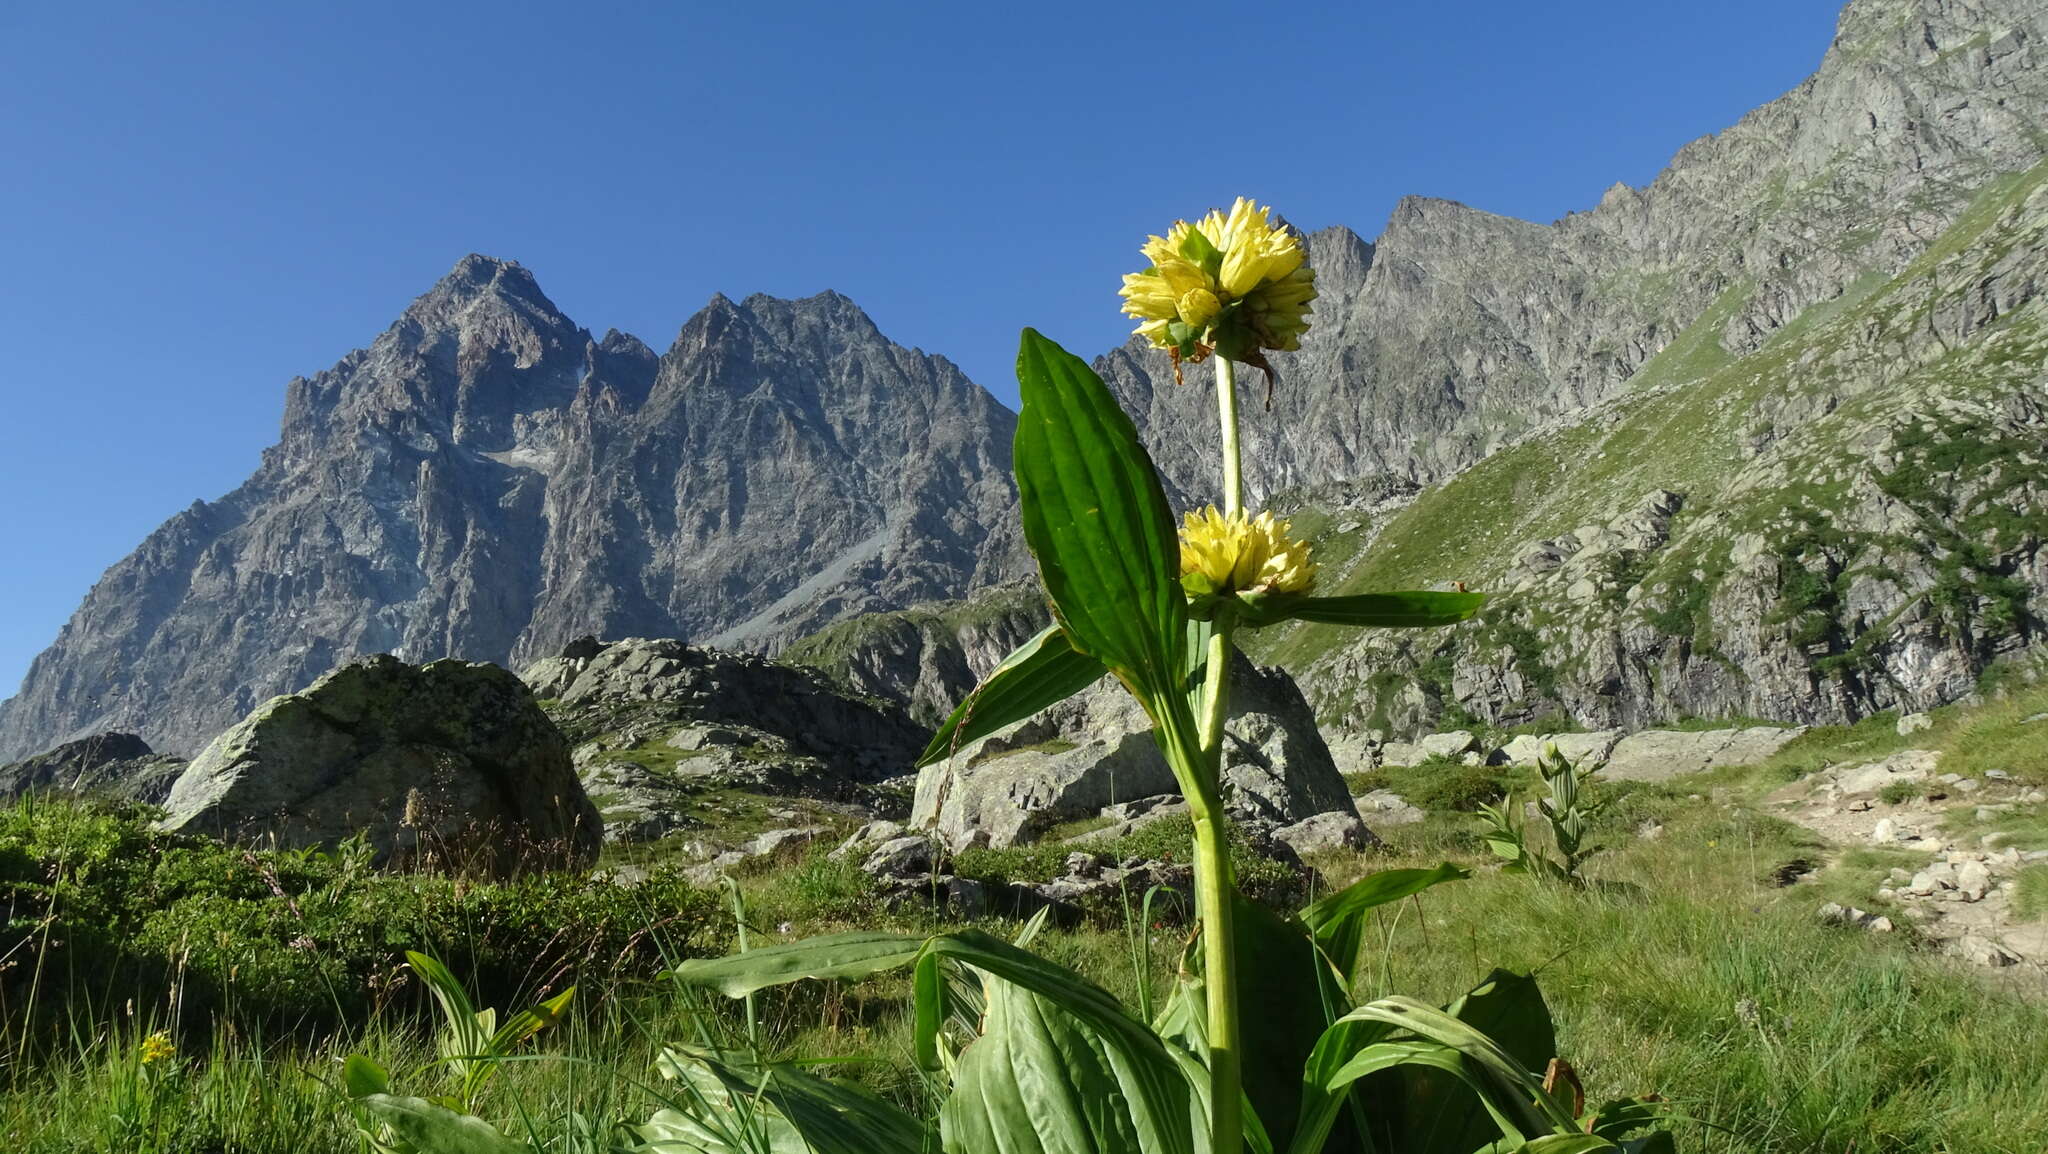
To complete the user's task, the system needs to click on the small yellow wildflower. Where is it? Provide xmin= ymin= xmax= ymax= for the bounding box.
xmin=1119 ymin=198 xmax=1317 ymax=372
xmin=139 ymin=1030 xmax=176 ymax=1066
xmin=1179 ymin=506 xmax=1316 ymax=598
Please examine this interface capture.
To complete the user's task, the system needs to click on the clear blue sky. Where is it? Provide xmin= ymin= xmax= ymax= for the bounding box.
xmin=0 ymin=0 xmax=1845 ymax=702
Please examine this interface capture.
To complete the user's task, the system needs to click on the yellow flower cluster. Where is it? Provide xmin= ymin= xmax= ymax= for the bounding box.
xmin=1119 ymin=198 xmax=1317 ymax=364
xmin=139 ymin=1030 xmax=176 ymax=1066
xmin=1178 ymin=506 xmax=1316 ymax=597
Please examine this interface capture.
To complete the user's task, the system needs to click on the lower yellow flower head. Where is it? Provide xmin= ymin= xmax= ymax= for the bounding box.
xmin=1118 ymin=198 xmax=1317 ymax=370
xmin=1179 ymin=506 xmax=1317 ymax=598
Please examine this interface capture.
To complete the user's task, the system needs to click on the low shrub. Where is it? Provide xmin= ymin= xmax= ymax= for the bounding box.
xmin=0 ymin=797 xmax=728 ymax=1043
xmin=1406 ymin=761 xmax=1511 ymax=812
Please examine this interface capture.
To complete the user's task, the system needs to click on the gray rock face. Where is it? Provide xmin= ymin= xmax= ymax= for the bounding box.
xmin=910 ymin=655 xmax=1352 ymax=849
xmin=530 ymin=636 xmax=928 ymax=792
xmin=782 ymin=583 xmax=1050 ymax=726
xmin=0 ymin=264 xmax=1024 ymax=761
xmin=159 ymin=655 xmax=600 ymax=873
xmin=1599 ymin=727 xmax=1808 ymax=781
xmin=0 ymin=732 xmax=187 ymax=804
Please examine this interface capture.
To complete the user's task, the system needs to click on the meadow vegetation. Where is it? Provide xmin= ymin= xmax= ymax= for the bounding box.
xmin=5 ymin=677 xmax=2048 ymax=1151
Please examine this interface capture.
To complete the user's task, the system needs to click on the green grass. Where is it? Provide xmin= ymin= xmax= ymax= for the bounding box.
xmin=2014 ymin=865 xmax=2048 ymax=923
xmin=6 ymin=756 xmax=2048 ymax=1152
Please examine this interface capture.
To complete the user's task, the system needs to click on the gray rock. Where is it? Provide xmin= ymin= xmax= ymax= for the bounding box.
xmin=1599 ymin=727 xmax=1807 ymax=781
xmin=159 ymin=655 xmax=600 ymax=874
xmin=828 ymin=819 xmax=905 ymax=861
xmin=1378 ymin=741 xmax=1429 ymax=767
xmin=1273 ymin=811 xmax=1381 ymax=856
xmin=1354 ymin=789 xmax=1426 ymax=826
xmin=0 ymin=732 xmax=188 ymax=805
xmin=1498 ymin=730 xmax=1624 ymax=768
xmin=910 ymin=656 xmax=1352 ymax=849
xmin=1957 ymin=935 xmax=2020 ymax=967
xmin=861 ymin=835 xmax=934 ymax=877
xmin=1896 ymin=712 xmax=1934 ymax=736
xmin=1956 ymin=859 xmax=1992 ymax=902
xmin=538 ymin=637 xmax=928 ymax=794
xmin=745 ymin=826 xmax=827 ymax=857
xmin=1418 ymin=731 xmax=1478 ymax=759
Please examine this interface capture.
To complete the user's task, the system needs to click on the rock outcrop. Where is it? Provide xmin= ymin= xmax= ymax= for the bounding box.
xmin=0 ymin=732 xmax=187 ymax=804
xmin=159 ymin=655 xmax=600 ymax=874
xmin=528 ymin=637 xmax=927 ymax=790
xmin=910 ymin=655 xmax=1353 ymax=849
xmin=0 ymin=267 xmax=1024 ymax=761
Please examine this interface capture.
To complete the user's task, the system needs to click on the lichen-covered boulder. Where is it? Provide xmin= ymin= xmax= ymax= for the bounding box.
xmin=0 ymin=732 xmax=190 ymax=804
xmin=911 ymin=655 xmax=1354 ymax=849
xmin=160 ymin=655 xmax=600 ymax=874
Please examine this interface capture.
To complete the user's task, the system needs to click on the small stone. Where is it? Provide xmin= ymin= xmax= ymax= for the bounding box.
xmin=2023 ymin=789 xmax=2047 ymax=804
xmin=1847 ymin=798 xmax=1873 ymax=812
xmin=1938 ymin=773 xmax=1963 ymax=785
xmin=1984 ymin=769 xmax=2011 ymax=781
xmin=1870 ymin=818 xmax=1897 ymax=844
xmin=1896 ymin=712 xmax=1934 ymax=736
xmin=1065 ymin=851 xmax=1106 ymax=878
xmin=1956 ymin=860 xmax=1992 ymax=901
xmin=1867 ymin=916 xmax=1894 ymax=933
xmin=1877 ymin=887 xmax=1896 ymax=900
xmin=1954 ymin=778 xmax=1980 ymax=793
xmin=1905 ymin=871 xmax=1938 ymax=896
xmin=1636 ymin=820 xmax=1665 ymax=840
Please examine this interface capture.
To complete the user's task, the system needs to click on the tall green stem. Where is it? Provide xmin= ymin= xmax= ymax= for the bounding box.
xmin=1197 ymin=351 xmax=1246 ymax=1154
xmin=1214 ymin=356 xmax=1243 ymax=515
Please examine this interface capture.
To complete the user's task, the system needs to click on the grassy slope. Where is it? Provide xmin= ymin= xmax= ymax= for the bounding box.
xmin=1252 ymin=159 xmax=2048 ymax=686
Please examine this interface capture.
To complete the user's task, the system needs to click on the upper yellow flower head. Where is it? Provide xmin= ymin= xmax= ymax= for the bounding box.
xmin=139 ymin=1030 xmax=176 ymax=1066
xmin=1118 ymin=198 xmax=1317 ymax=370
xmin=1179 ymin=506 xmax=1317 ymax=598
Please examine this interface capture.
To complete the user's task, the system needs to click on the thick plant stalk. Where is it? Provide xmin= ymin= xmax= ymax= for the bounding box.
xmin=1213 ymin=357 xmax=1244 ymax=516
xmin=1196 ymin=351 xmax=1245 ymax=1154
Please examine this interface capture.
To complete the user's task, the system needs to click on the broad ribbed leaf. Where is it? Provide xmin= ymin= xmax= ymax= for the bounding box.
xmin=916 ymin=624 xmax=1107 ymax=766
xmin=668 ymin=931 xmax=925 ymax=998
xmin=1299 ymin=864 xmax=1469 ymax=985
xmin=1291 ymin=975 xmax=1571 ymax=1154
xmin=640 ymin=1046 xmax=928 ymax=1154
xmin=1240 ymin=591 xmax=1486 ymax=630
xmin=941 ymin=973 xmax=1202 ymax=1154
xmin=355 ymin=1095 xmax=530 ymax=1154
xmin=1226 ymin=894 xmax=1349 ymax=1154
xmin=1013 ymin=329 xmax=1188 ymax=710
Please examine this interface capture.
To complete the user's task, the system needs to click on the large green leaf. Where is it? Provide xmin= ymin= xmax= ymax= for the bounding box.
xmin=636 ymin=1046 xmax=929 ymax=1154
xmin=1299 ymin=864 xmax=1469 ymax=986
xmin=1292 ymin=974 xmax=1573 ymax=1154
xmin=667 ymin=931 xmax=925 ymax=997
xmin=942 ymin=974 xmax=1203 ymax=1154
xmin=354 ymin=1095 xmax=531 ymax=1154
xmin=1224 ymin=894 xmax=1350 ymax=1154
xmin=916 ymin=624 xmax=1107 ymax=766
xmin=1238 ymin=590 xmax=1486 ymax=630
xmin=1013 ymin=329 xmax=1189 ymax=713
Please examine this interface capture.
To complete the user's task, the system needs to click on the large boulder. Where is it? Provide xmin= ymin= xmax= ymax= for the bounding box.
xmin=160 ymin=655 xmax=600 ymax=873
xmin=0 ymin=732 xmax=188 ymax=804
xmin=1496 ymin=730 xmax=1625 ymax=768
xmin=911 ymin=655 xmax=1354 ymax=849
xmin=1599 ymin=726 xmax=1807 ymax=781
xmin=523 ymin=637 xmax=927 ymax=796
